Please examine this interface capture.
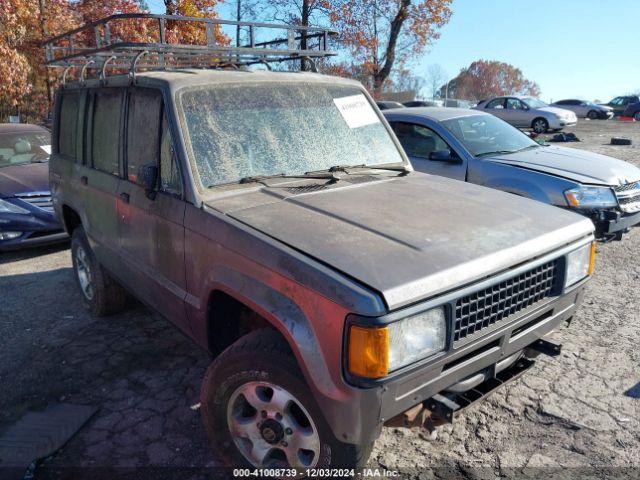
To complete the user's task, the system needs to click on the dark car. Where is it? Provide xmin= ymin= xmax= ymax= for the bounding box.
xmin=601 ymin=95 xmax=640 ymax=116
xmin=376 ymin=100 xmax=405 ymax=110
xmin=404 ymin=100 xmax=440 ymax=107
xmin=0 ymin=123 xmax=67 ymax=250
xmin=622 ymin=101 xmax=640 ymax=121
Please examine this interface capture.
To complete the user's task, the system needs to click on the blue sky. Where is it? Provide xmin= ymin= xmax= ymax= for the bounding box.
xmin=414 ymin=0 xmax=640 ymax=102
xmin=148 ymin=0 xmax=639 ymax=102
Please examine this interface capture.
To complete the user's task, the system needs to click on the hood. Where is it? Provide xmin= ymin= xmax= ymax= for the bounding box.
xmin=0 ymin=162 xmax=50 ymax=197
xmin=487 ymin=145 xmax=640 ymax=185
xmin=206 ymin=174 xmax=593 ymax=310
xmin=538 ymin=106 xmax=574 ymax=117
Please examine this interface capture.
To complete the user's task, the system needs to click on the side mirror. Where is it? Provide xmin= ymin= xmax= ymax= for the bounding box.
xmin=139 ymin=164 xmax=158 ymax=199
xmin=429 ymin=149 xmax=460 ymax=163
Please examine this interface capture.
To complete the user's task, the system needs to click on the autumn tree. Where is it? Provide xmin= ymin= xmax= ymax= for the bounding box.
xmin=425 ymin=63 xmax=446 ymax=99
xmin=442 ymin=60 xmax=540 ymax=102
xmin=327 ymin=0 xmax=452 ymax=96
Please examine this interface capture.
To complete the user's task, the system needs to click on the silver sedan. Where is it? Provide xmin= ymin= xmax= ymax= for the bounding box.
xmin=473 ymin=96 xmax=577 ymax=133
xmin=549 ymin=99 xmax=613 ymax=120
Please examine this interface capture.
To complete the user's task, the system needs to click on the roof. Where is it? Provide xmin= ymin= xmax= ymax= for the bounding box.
xmin=0 ymin=124 xmax=49 ymax=134
xmin=383 ymin=106 xmax=481 ymax=121
xmin=61 ymin=68 xmax=361 ymax=91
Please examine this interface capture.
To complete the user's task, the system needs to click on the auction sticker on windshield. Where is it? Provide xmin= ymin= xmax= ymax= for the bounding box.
xmin=333 ymin=94 xmax=380 ymax=129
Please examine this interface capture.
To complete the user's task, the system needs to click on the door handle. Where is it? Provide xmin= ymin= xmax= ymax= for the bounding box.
xmin=119 ymin=192 xmax=130 ymax=204
xmin=80 ymin=176 xmax=88 ymax=185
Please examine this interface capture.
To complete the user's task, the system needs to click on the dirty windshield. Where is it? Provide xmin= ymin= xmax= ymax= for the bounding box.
xmin=0 ymin=132 xmax=51 ymax=167
xmin=179 ymin=83 xmax=404 ymax=187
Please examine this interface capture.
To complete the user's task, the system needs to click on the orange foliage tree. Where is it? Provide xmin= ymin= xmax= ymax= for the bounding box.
xmin=443 ymin=60 xmax=541 ymax=101
xmin=327 ymin=0 xmax=452 ymax=96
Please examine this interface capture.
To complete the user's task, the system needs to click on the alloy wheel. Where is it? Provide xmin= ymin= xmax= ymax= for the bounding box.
xmin=227 ymin=381 xmax=321 ymax=469
xmin=75 ymin=245 xmax=94 ymax=300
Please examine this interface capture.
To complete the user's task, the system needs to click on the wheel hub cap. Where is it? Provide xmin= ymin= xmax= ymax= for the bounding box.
xmin=260 ymin=419 xmax=284 ymax=444
xmin=75 ymin=246 xmax=94 ymax=300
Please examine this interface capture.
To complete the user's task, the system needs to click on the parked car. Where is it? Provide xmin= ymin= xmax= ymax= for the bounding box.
xmin=600 ymin=95 xmax=640 ymax=116
xmin=474 ymin=96 xmax=578 ymax=133
xmin=376 ymin=100 xmax=406 ymax=110
xmin=50 ymin=16 xmax=597 ymax=471
xmin=549 ymin=99 xmax=613 ymax=120
xmin=0 ymin=123 xmax=67 ymax=250
xmin=622 ymin=101 xmax=640 ymax=121
xmin=404 ymin=100 xmax=440 ymax=107
xmin=384 ymin=107 xmax=640 ymax=241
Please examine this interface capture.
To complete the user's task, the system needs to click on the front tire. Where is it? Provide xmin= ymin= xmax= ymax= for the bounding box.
xmin=71 ymin=227 xmax=127 ymax=316
xmin=532 ymin=118 xmax=549 ymax=134
xmin=200 ymin=328 xmax=373 ymax=473
xmin=587 ymin=110 xmax=598 ymax=120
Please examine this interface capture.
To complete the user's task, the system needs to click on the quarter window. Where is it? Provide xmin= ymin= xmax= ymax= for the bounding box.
xmin=91 ymin=89 xmax=123 ymax=175
xmin=59 ymin=91 xmax=80 ymax=159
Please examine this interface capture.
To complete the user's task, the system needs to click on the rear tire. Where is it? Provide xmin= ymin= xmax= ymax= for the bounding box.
xmin=587 ymin=110 xmax=598 ymax=120
xmin=532 ymin=118 xmax=549 ymax=134
xmin=634 ymin=112 xmax=640 ymax=121
xmin=200 ymin=328 xmax=373 ymax=473
xmin=71 ymin=227 xmax=127 ymax=316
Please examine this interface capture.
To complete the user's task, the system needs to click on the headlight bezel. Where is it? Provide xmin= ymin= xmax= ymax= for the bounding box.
xmin=564 ymin=185 xmax=618 ymax=209
xmin=345 ymin=305 xmax=449 ymax=382
xmin=0 ymin=198 xmax=30 ymax=215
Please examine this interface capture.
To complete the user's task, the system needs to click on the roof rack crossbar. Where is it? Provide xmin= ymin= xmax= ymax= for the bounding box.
xmin=43 ymin=13 xmax=337 ymax=79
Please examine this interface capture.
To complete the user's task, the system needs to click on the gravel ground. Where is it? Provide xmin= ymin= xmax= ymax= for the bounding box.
xmin=0 ymin=120 xmax=639 ymax=479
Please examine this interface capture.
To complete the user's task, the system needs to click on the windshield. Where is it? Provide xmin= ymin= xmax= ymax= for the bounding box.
xmin=522 ymin=97 xmax=548 ymax=109
xmin=442 ymin=114 xmax=539 ymax=157
xmin=179 ymin=83 xmax=404 ymax=188
xmin=0 ymin=131 xmax=51 ymax=167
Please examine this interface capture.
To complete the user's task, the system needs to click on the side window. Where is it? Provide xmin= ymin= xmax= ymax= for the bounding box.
xmin=506 ymin=98 xmax=523 ymax=110
xmin=92 ymin=89 xmax=123 ymax=175
xmin=59 ymin=91 xmax=80 ymax=159
xmin=126 ymin=88 xmax=162 ymax=184
xmin=486 ymin=98 xmax=504 ymax=109
xmin=610 ymin=97 xmax=623 ymax=106
xmin=160 ymin=113 xmax=182 ymax=197
xmin=392 ymin=122 xmax=451 ymax=159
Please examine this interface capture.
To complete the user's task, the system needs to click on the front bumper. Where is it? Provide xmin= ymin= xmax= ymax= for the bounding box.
xmin=0 ymin=213 xmax=67 ymax=251
xmin=591 ymin=209 xmax=640 ymax=239
xmin=336 ymin=281 xmax=587 ymax=444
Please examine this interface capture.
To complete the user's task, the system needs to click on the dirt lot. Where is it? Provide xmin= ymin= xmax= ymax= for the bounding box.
xmin=1 ymin=121 xmax=639 ymax=479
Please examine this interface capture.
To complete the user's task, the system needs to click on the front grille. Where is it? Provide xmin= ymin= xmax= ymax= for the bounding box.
xmin=615 ymin=181 xmax=640 ymax=193
xmin=15 ymin=193 xmax=54 ymax=212
xmin=614 ymin=182 xmax=640 ymax=213
xmin=453 ymin=260 xmax=559 ymax=343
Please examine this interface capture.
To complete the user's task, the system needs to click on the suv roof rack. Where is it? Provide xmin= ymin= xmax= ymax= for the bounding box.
xmin=43 ymin=13 xmax=338 ymax=82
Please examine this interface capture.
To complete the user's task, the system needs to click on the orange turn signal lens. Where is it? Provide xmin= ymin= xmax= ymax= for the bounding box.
xmin=588 ymin=242 xmax=596 ymax=276
xmin=348 ymin=325 xmax=389 ymax=379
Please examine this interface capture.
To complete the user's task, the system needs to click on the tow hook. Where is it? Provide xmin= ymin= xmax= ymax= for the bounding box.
xmin=525 ymin=338 xmax=562 ymax=357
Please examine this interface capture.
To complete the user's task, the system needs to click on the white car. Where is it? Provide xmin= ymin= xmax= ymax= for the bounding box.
xmin=550 ymin=99 xmax=613 ymax=120
xmin=473 ymin=96 xmax=578 ymax=133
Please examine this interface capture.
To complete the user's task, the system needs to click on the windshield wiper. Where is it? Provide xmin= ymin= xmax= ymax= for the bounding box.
xmin=234 ymin=171 xmax=341 ymax=187
xmin=476 ymin=150 xmax=518 ymax=158
xmin=310 ymin=164 xmax=411 ymax=175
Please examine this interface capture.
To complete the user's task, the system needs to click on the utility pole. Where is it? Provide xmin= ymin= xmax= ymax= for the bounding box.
xmin=38 ymin=0 xmax=52 ymax=117
xmin=236 ymin=0 xmax=241 ymax=47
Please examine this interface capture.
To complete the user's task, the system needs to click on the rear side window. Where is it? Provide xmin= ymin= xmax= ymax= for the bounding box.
xmin=126 ymin=88 xmax=162 ymax=184
xmin=59 ymin=91 xmax=80 ymax=159
xmin=92 ymin=89 xmax=123 ymax=175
